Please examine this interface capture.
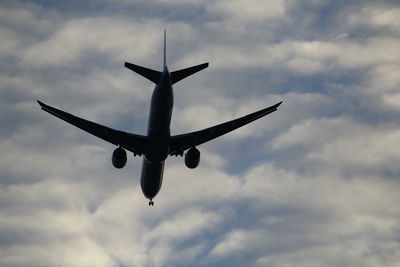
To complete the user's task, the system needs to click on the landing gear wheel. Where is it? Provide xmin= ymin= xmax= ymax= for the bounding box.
xmin=149 ymin=200 xmax=154 ymax=206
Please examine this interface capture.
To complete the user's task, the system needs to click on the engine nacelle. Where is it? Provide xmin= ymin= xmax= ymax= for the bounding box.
xmin=112 ymin=147 xmax=127 ymax=169
xmin=185 ymin=147 xmax=200 ymax=169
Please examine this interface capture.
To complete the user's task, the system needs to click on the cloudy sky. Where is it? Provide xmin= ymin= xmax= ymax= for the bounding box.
xmin=1 ymin=0 xmax=400 ymax=266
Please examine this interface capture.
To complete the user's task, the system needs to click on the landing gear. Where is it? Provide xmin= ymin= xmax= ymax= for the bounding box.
xmin=149 ymin=199 xmax=154 ymax=206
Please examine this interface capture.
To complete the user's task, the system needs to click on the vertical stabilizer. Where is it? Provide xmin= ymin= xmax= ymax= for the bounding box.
xmin=163 ymin=29 xmax=167 ymax=68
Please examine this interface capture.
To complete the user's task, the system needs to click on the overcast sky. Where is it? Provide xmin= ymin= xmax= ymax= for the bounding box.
xmin=1 ymin=0 xmax=400 ymax=266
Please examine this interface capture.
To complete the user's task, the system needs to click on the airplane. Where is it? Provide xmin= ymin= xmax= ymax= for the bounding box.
xmin=37 ymin=31 xmax=282 ymax=206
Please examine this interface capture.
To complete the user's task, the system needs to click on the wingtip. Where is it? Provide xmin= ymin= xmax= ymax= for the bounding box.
xmin=275 ymin=101 xmax=283 ymax=108
xmin=37 ymin=100 xmax=44 ymax=107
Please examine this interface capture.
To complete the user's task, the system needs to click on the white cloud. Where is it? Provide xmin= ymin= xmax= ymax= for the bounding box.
xmin=209 ymin=229 xmax=257 ymax=257
xmin=272 ymin=116 xmax=400 ymax=172
xmin=365 ymin=63 xmax=400 ymax=94
xmin=272 ymin=117 xmax=357 ymax=150
xmin=188 ymin=38 xmax=400 ymax=74
xmin=147 ymin=207 xmax=222 ymax=241
xmin=161 ymin=162 xmax=241 ymax=206
xmin=0 ymin=3 xmax=60 ymax=60
xmin=307 ymin=126 xmax=400 ymax=171
xmin=207 ymin=0 xmax=287 ymax=23
xmin=23 ymin=17 xmax=163 ymax=67
xmin=154 ymin=0 xmax=206 ymax=4
xmin=21 ymin=15 xmax=199 ymax=69
xmin=1 ymin=1 xmax=400 ymax=266
xmin=254 ymin=244 xmax=399 ymax=267
xmin=235 ymin=164 xmax=400 ymax=266
xmin=349 ymin=6 xmax=400 ymax=31
xmin=0 ymin=179 xmax=115 ymax=267
xmin=382 ymin=92 xmax=400 ymax=110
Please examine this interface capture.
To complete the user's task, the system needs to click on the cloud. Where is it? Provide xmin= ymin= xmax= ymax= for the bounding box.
xmin=1 ymin=0 xmax=400 ymax=266
xmin=271 ymin=116 xmax=400 ymax=177
xmin=206 ymin=0 xmax=287 ymax=23
xmin=0 ymin=179 xmax=115 ymax=266
xmin=383 ymin=92 xmax=400 ymax=111
xmin=209 ymin=229 xmax=256 ymax=257
xmin=349 ymin=6 xmax=400 ymax=32
xmin=180 ymin=37 xmax=400 ymax=76
xmin=22 ymin=17 xmax=163 ymax=67
xmin=223 ymin=163 xmax=399 ymax=266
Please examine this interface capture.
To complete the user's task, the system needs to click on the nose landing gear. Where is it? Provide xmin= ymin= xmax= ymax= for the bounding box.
xmin=149 ymin=199 xmax=154 ymax=206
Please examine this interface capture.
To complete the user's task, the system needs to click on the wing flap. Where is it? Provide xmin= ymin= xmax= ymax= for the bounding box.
xmin=38 ymin=101 xmax=146 ymax=155
xmin=169 ymin=101 xmax=282 ymax=155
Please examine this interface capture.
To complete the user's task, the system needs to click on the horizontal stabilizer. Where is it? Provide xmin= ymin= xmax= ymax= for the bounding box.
xmin=125 ymin=62 xmax=161 ymax=84
xmin=170 ymin=63 xmax=209 ymax=84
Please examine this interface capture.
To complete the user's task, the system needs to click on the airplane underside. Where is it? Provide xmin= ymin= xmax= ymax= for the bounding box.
xmin=140 ymin=159 xmax=164 ymax=205
xmin=37 ymin=30 xmax=282 ymax=206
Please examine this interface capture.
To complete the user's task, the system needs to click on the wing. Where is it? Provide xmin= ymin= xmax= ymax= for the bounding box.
xmin=169 ymin=101 xmax=282 ymax=156
xmin=38 ymin=101 xmax=146 ymax=155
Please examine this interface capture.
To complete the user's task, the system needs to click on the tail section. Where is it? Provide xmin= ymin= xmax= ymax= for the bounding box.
xmin=164 ymin=29 xmax=208 ymax=84
xmin=125 ymin=29 xmax=209 ymax=85
xmin=170 ymin=63 xmax=209 ymax=84
xmin=124 ymin=62 xmax=161 ymax=84
xmin=164 ymin=29 xmax=167 ymax=68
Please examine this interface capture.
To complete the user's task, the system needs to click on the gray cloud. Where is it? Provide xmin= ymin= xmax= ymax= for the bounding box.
xmin=1 ymin=0 xmax=400 ymax=266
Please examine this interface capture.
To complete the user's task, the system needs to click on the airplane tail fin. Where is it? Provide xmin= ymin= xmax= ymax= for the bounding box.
xmin=170 ymin=62 xmax=209 ymax=84
xmin=164 ymin=29 xmax=167 ymax=68
xmin=125 ymin=29 xmax=208 ymax=84
xmin=163 ymin=29 xmax=208 ymax=84
xmin=124 ymin=30 xmax=166 ymax=84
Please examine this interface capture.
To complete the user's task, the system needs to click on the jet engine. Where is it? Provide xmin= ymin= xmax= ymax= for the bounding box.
xmin=185 ymin=147 xmax=200 ymax=169
xmin=112 ymin=147 xmax=127 ymax=169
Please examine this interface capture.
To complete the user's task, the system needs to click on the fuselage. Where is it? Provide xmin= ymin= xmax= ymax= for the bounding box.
xmin=140 ymin=66 xmax=173 ymax=200
xmin=37 ymin=34 xmax=282 ymax=207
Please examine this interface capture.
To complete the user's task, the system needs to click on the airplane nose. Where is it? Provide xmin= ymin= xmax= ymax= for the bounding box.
xmin=140 ymin=160 xmax=164 ymax=200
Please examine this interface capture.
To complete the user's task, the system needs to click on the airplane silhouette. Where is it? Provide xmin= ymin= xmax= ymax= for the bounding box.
xmin=38 ymin=31 xmax=282 ymax=206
